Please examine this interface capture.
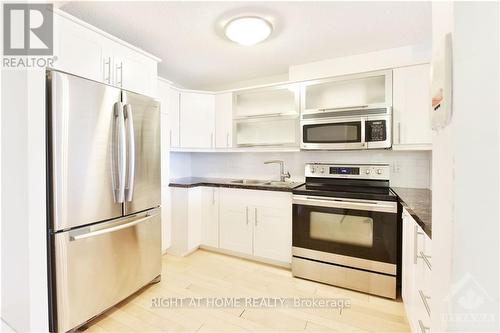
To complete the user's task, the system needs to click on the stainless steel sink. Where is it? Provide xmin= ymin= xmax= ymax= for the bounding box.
xmin=262 ymin=181 xmax=293 ymax=187
xmin=230 ymin=179 xmax=266 ymax=185
xmin=230 ymin=179 xmax=303 ymax=188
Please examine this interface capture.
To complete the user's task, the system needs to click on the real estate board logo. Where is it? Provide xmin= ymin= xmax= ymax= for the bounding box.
xmin=3 ymin=3 xmax=53 ymax=55
xmin=3 ymin=3 xmax=55 ymax=68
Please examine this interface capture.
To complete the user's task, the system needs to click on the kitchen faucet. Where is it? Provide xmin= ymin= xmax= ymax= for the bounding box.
xmin=264 ymin=160 xmax=291 ymax=182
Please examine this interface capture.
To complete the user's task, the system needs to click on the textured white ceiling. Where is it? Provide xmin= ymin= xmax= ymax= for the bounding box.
xmin=62 ymin=1 xmax=431 ymax=90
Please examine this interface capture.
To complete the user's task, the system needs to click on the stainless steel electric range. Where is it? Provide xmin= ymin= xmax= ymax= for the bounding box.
xmin=291 ymin=163 xmax=400 ymax=299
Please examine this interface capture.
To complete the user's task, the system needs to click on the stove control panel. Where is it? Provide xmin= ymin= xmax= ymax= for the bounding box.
xmin=305 ymin=163 xmax=390 ymax=180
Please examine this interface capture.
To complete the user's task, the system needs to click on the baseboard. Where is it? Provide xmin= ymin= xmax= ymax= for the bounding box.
xmin=199 ymin=245 xmax=291 ymax=269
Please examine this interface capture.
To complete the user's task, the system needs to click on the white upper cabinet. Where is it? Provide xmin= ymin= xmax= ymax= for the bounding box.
xmin=112 ymin=43 xmax=158 ymax=96
xmin=392 ymin=64 xmax=433 ymax=150
xmin=233 ymin=83 xmax=300 ymax=148
xmin=53 ymin=12 xmax=105 ymax=82
xmin=214 ymin=93 xmax=234 ymax=148
xmin=168 ymin=88 xmax=181 ymax=148
xmin=180 ymin=92 xmax=215 ymax=148
xmin=234 ymin=84 xmax=299 ymax=118
xmin=301 ymin=70 xmax=392 ymax=112
xmin=53 ymin=10 xmax=159 ymax=97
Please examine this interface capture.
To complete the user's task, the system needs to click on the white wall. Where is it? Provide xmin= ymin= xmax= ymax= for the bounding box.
xmin=172 ymin=150 xmax=431 ymax=189
xmin=289 ymin=42 xmax=431 ymax=82
xmin=431 ymin=2 xmax=499 ymax=332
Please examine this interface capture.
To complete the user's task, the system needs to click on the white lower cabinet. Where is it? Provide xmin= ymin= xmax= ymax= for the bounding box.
xmin=219 ymin=188 xmax=253 ymax=255
xmin=201 ymin=187 xmax=220 ymax=248
xmin=169 ymin=186 xmax=292 ymax=264
xmin=219 ymin=188 xmax=292 ymax=263
xmin=402 ymin=208 xmax=432 ymax=333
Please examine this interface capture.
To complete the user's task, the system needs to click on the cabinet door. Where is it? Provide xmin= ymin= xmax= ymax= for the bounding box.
xmin=53 ymin=14 xmax=104 ymax=82
xmin=201 ymin=187 xmax=219 ymax=248
xmin=168 ymin=88 xmax=181 ymax=148
xmin=215 ymin=93 xmax=233 ymax=148
xmin=252 ymin=191 xmax=292 ymax=263
xmin=219 ymin=188 xmax=253 ymax=255
xmin=180 ymin=92 xmax=215 ymax=148
xmin=113 ymin=44 xmax=157 ymax=97
xmin=393 ymin=65 xmax=432 ymax=148
xmin=402 ymin=209 xmax=416 ymax=328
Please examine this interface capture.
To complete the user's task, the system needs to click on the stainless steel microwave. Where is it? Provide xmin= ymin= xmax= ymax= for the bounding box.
xmin=300 ymin=106 xmax=392 ymax=150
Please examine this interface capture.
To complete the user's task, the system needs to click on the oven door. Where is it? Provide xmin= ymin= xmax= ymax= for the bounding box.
xmin=292 ymin=195 xmax=398 ymax=274
xmin=300 ymin=117 xmax=367 ymax=150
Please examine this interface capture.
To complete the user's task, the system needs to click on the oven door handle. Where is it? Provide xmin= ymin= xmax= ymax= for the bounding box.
xmin=293 ymin=195 xmax=397 ymax=213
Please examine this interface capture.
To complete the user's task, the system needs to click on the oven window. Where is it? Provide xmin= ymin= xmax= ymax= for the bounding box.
xmin=309 ymin=212 xmax=373 ymax=247
xmin=303 ymin=122 xmax=361 ymax=143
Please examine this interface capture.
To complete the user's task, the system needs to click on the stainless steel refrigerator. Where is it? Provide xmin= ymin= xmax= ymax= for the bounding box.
xmin=46 ymin=70 xmax=161 ymax=332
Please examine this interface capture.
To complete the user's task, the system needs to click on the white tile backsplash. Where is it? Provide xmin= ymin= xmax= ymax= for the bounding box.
xmin=171 ymin=150 xmax=431 ymax=189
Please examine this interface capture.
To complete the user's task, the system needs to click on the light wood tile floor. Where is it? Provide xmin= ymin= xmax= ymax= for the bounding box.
xmin=79 ymin=250 xmax=410 ymax=333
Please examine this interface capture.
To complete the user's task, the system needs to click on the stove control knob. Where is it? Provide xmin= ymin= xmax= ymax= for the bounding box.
xmin=319 ymin=167 xmax=325 ymax=174
xmin=310 ymin=167 xmax=315 ymax=173
xmin=377 ymin=169 xmax=383 ymax=175
xmin=365 ymin=169 xmax=371 ymax=175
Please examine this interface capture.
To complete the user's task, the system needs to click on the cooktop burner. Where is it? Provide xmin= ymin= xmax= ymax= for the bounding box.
xmin=292 ymin=163 xmax=398 ymax=201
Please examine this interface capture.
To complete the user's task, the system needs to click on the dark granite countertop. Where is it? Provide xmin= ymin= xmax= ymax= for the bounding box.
xmin=169 ymin=177 xmax=304 ymax=193
xmin=391 ymin=187 xmax=432 ymax=238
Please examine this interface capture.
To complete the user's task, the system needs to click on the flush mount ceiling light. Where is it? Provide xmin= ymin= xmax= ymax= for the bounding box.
xmin=224 ymin=16 xmax=273 ymax=46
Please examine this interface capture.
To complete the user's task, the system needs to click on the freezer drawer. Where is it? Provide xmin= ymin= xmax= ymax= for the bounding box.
xmin=54 ymin=208 xmax=161 ymax=332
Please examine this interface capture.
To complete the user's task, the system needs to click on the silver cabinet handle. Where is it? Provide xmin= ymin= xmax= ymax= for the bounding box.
xmin=318 ymin=105 xmax=369 ymax=112
xmin=112 ymin=102 xmax=126 ymax=203
xmin=124 ymin=104 xmax=135 ymax=202
xmin=418 ymin=251 xmax=432 ymax=270
xmin=104 ymin=57 xmax=111 ymax=83
xmin=116 ymin=61 xmax=123 ymax=87
xmin=211 ymin=132 xmax=214 ymax=148
xmin=418 ymin=290 xmax=431 ymax=316
xmin=254 ymin=207 xmax=258 ymax=226
xmin=70 ymin=215 xmax=152 ymax=241
xmin=226 ymin=133 xmax=229 ymax=147
xmin=414 ymin=225 xmax=425 ymax=264
xmin=418 ymin=320 xmax=430 ymax=333
xmin=246 ymin=207 xmax=249 ymax=225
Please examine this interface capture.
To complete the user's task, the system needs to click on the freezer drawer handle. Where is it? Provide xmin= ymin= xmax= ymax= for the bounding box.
xmin=70 ymin=215 xmax=152 ymax=241
xmin=124 ymin=104 xmax=135 ymax=202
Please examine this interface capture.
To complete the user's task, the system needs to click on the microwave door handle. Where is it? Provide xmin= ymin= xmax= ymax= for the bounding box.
xmin=124 ymin=104 xmax=135 ymax=202
xmin=361 ymin=118 xmax=366 ymax=148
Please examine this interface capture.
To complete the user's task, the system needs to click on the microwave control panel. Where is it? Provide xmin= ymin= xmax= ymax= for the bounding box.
xmin=365 ymin=120 xmax=387 ymax=142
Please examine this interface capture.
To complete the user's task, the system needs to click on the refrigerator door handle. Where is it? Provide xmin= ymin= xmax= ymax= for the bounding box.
xmin=70 ymin=214 xmax=153 ymax=241
xmin=113 ymin=102 xmax=126 ymax=203
xmin=124 ymin=104 xmax=135 ymax=202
